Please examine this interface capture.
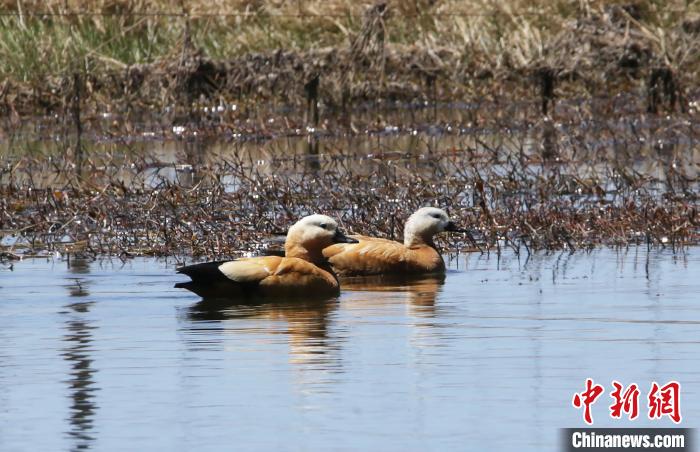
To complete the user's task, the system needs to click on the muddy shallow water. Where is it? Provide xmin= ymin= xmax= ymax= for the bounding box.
xmin=0 ymin=248 xmax=697 ymax=451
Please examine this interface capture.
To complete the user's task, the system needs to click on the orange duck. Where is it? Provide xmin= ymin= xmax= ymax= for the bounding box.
xmin=176 ymin=214 xmax=357 ymax=299
xmin=323 ymin=207 xmax=462 ymax=276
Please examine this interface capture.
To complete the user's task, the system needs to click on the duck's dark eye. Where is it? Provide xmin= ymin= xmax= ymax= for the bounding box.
xmin=431 ymin=214 xmax=441 ymax=219
xmin=319 ymin=223 xmax=328 ymax=229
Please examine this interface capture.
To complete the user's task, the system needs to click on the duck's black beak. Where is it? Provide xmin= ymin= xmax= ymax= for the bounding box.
xmin=334 ymin=229 xmax=359 ymax=244
xmin=444 ymin=221 xmax=467 ymax=233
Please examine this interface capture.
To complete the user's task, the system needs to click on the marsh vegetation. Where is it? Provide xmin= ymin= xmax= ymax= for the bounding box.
xmin=0 ymin=1 xmax=698 ymax=260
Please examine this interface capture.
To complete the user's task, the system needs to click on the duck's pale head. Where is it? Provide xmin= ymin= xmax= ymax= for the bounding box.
xmin=286 ymin=214 xmax=357 ymax=262
xmin=404 ymin=207 xmax=461 ymax=247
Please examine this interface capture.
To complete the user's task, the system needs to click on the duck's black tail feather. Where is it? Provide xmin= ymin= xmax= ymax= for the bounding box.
xmin=175 ymin=260 xmax=259 ymax=299
xmin=175 ymin=261 xmax=229 ymax=287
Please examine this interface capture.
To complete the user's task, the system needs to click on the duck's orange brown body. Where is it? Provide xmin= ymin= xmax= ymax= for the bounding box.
xmin=219 ymin=256 xmax=339 ymax=295
xmin=324 ymin=235 xmax=445 ymax=276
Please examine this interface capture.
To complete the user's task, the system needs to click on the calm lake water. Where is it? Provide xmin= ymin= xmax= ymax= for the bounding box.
xmin=0 ymin=248 xmax=697 ymax=451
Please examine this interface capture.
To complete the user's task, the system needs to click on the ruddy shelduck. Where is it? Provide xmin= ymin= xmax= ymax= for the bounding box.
xmin=323 ymin=207 xmax=462 ymax=276
xmin=175 ymin=214 xmax=358 ymax=298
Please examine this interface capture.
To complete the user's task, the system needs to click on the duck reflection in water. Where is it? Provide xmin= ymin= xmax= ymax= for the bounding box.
xmin=183 ymin=274 xmax=444 ymax=375
xmin=340 ymin=274 xmax=445 ymax=318
xmin=187 ymin=295 xmax=341 ymax=368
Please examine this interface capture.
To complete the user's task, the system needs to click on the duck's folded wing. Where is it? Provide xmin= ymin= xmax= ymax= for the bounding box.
xmin=258 ymin=257 xmax=337 ymax=290
xmin=324 ymin=239 xmax=407 ymax=274
xmin=323 ymin=235 xmax=398 ymax=258
xmin=219 ymin=257 xmax=336 ymax=290
xmin=218 ymin=256 xmax=283 ymax=283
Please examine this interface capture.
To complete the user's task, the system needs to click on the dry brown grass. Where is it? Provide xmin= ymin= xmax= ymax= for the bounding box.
xmin=0 ymin=0 xmax=698 ymax=119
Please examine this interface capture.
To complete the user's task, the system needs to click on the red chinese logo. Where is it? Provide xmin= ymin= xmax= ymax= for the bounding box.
xmin=573 ymin=380 xmax=682 ymax=424
xmin=648 ymin=381 xmax=681 ymax=424
xmin=572 ymin=378 xmax=605 ymax=425
xmin=609 ymin=381 xmax=640 ymax=420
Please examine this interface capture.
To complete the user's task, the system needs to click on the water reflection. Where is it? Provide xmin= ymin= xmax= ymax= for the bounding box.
xmin=187 ymin=297 xmax=341 ymax=367
xmin=1 ymin=250 xmax=698 ymax=451
xmin=306 ymin=135 xmax=320 ymax=171
xmin=5 ymin=115 xmax=698 ymax=195
xmin=61 ymin=258 xmax=98 ymax=451
xmin=181 ymin=277 xmax=447 ymax=394
xmin=341 ymin=275 xmax=445 ymax=318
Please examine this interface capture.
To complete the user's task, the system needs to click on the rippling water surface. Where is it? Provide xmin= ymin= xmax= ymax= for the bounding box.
xmin=0 ymin=248 xmax=697 ymax=451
